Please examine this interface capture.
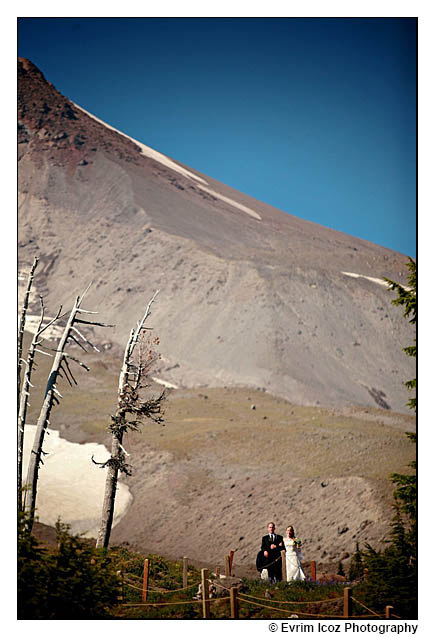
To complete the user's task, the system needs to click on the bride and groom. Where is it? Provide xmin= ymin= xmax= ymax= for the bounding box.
xmin=258 ymin=521 xmax=306 ymax=583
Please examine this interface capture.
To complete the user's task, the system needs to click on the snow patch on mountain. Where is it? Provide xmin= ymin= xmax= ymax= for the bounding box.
xmin=152 ymin=377 xmax=179 ymax=389
xmin=74 ymin=103 xmax=262 ymax=221
xmin=342 ymin=271 xmax=413 ymax=293
xmin=342 ymin=271 xmax=391 ymax=288
xmin=196 ymin=184 xmax=262 ymax=220
xmin=74 ymin=103 xmax=208 ymax=185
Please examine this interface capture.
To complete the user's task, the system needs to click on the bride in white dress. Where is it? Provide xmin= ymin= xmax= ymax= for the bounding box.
xmin=284 ymin=526 xmax=306 ymax=582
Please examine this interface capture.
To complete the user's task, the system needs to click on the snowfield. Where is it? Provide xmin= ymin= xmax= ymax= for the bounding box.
xmin=22 ymin=425 xmax=132 ymax=538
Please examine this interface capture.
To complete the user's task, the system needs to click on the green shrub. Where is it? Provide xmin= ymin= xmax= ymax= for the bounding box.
xmin=18 ymin=515 xmax=120 ymax=619
xmin=17 ymin=511 xmax=51 ymax=619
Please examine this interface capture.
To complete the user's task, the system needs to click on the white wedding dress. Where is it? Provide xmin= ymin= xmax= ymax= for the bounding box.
xmin=284 ymin=537 xmax=306 ymax=581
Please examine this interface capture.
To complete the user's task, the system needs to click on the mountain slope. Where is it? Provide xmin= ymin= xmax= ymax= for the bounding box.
xmin=18 ymin=57 xmax=415 ymax=412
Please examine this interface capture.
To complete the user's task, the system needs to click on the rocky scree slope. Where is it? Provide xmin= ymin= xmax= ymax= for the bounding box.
xmin=18 ymin=57 xmax=415 ymax=413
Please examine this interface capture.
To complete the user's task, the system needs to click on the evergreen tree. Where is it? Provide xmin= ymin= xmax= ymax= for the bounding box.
xmin=348 ymin=542 xmax=364 ymax=581
xmin=385 ymin=258 xmax=416 ymax=557
xmin=384 ymin=257 xmax=416 ymax=412
xmin=348 ymin=258 xmax=417 ymax=618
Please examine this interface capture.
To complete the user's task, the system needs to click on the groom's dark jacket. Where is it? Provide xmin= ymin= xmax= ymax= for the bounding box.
xmin=261 ymin=533 xmax=284 ymax=560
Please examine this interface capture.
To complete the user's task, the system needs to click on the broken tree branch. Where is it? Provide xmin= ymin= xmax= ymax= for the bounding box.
xmin=75 ymin=318 xmax=115 ymax=328
xmin=61 ymin=352 xmax=90 ymax=371
xmin=61 ymin=358 xmax=78 ymax=386
xmin=36 ymin=306 xmax=64 ymax=336
xmin=68 ymin=334 xmax=88 ymax=352
xmin=71 ymin=325 xmax=100 ymax=352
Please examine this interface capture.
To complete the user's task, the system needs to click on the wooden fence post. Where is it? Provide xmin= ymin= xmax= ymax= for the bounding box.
xmin=310 ymin=560 xmax=317 ymax=582
xmin=230 ymin=586 xmax=238 ymax=619
xmin=183 ymin=556 xmax=188 ymax=588
xmin=343 ymin=587 xmax=352 ymax=618
xmin=281 ymin=550 xmax=287 ymax=581
xmin=215 ymin=566 xmax=220 ymax=578
xmin=142 ymin=558 xmax=149 ymax=602
xmin=225 ymin=555 xmax=231 ymax=577
xmin=229 ymin=549 xmax=235 ymax=574
xmin=201 ymin=568 xmax=210 ymax=619
xmin=385 ymin=605 xmax=394 ymax=619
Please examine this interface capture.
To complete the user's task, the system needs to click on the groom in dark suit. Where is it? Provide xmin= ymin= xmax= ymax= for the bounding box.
xmin=261 ymin=521 xmax=284 ymax=583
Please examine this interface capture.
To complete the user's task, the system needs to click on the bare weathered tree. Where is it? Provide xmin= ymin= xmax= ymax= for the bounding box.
xmin=23 ymin=284 xmax=113 ymax=530
xmin=95 ymin=291 xmax=165 ymax=549
xmin=18 ymin=296 xmax=63 ymax=509
xmin=18 ymin=256 xmax=39 ymax=406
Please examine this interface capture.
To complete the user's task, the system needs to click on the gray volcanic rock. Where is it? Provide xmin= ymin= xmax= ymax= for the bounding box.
xmin=18 ymin=58 xmax=415 ymax=413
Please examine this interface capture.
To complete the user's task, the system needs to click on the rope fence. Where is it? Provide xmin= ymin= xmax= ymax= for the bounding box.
xmin=124 ymin=578 xmax=200 ymax=594
xmin=350 ymin=595 xmax=382 ymax=618
xmin=236 ymin=589 xmax=343 ymax=605
xmin=111 ymin=553 xmax=399 ymax=620
xmin=139 ymin=581 xmax=198 ymax=594
xmin=237 ymin=595 xmax=379 ymax=619
xmin=122 ymin=599 xmax=204 ymax=607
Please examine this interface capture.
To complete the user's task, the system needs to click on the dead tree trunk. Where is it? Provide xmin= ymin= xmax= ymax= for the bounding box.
xmin=18 ymin=256 xmax=38 ymax=407
xmin=23 ymin=284 xmax=112 ymax=530
xmin=18 ymin=296 xmax=62 ymax=510
xmin=95 ymin=331 xmax=133 ymax=549
xmin=95 ymin=290 xmax=163 ymax=549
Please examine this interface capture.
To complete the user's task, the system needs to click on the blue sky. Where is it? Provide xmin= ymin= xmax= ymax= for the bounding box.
xmin=18 ymin=17 xmax=416 ymax=257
